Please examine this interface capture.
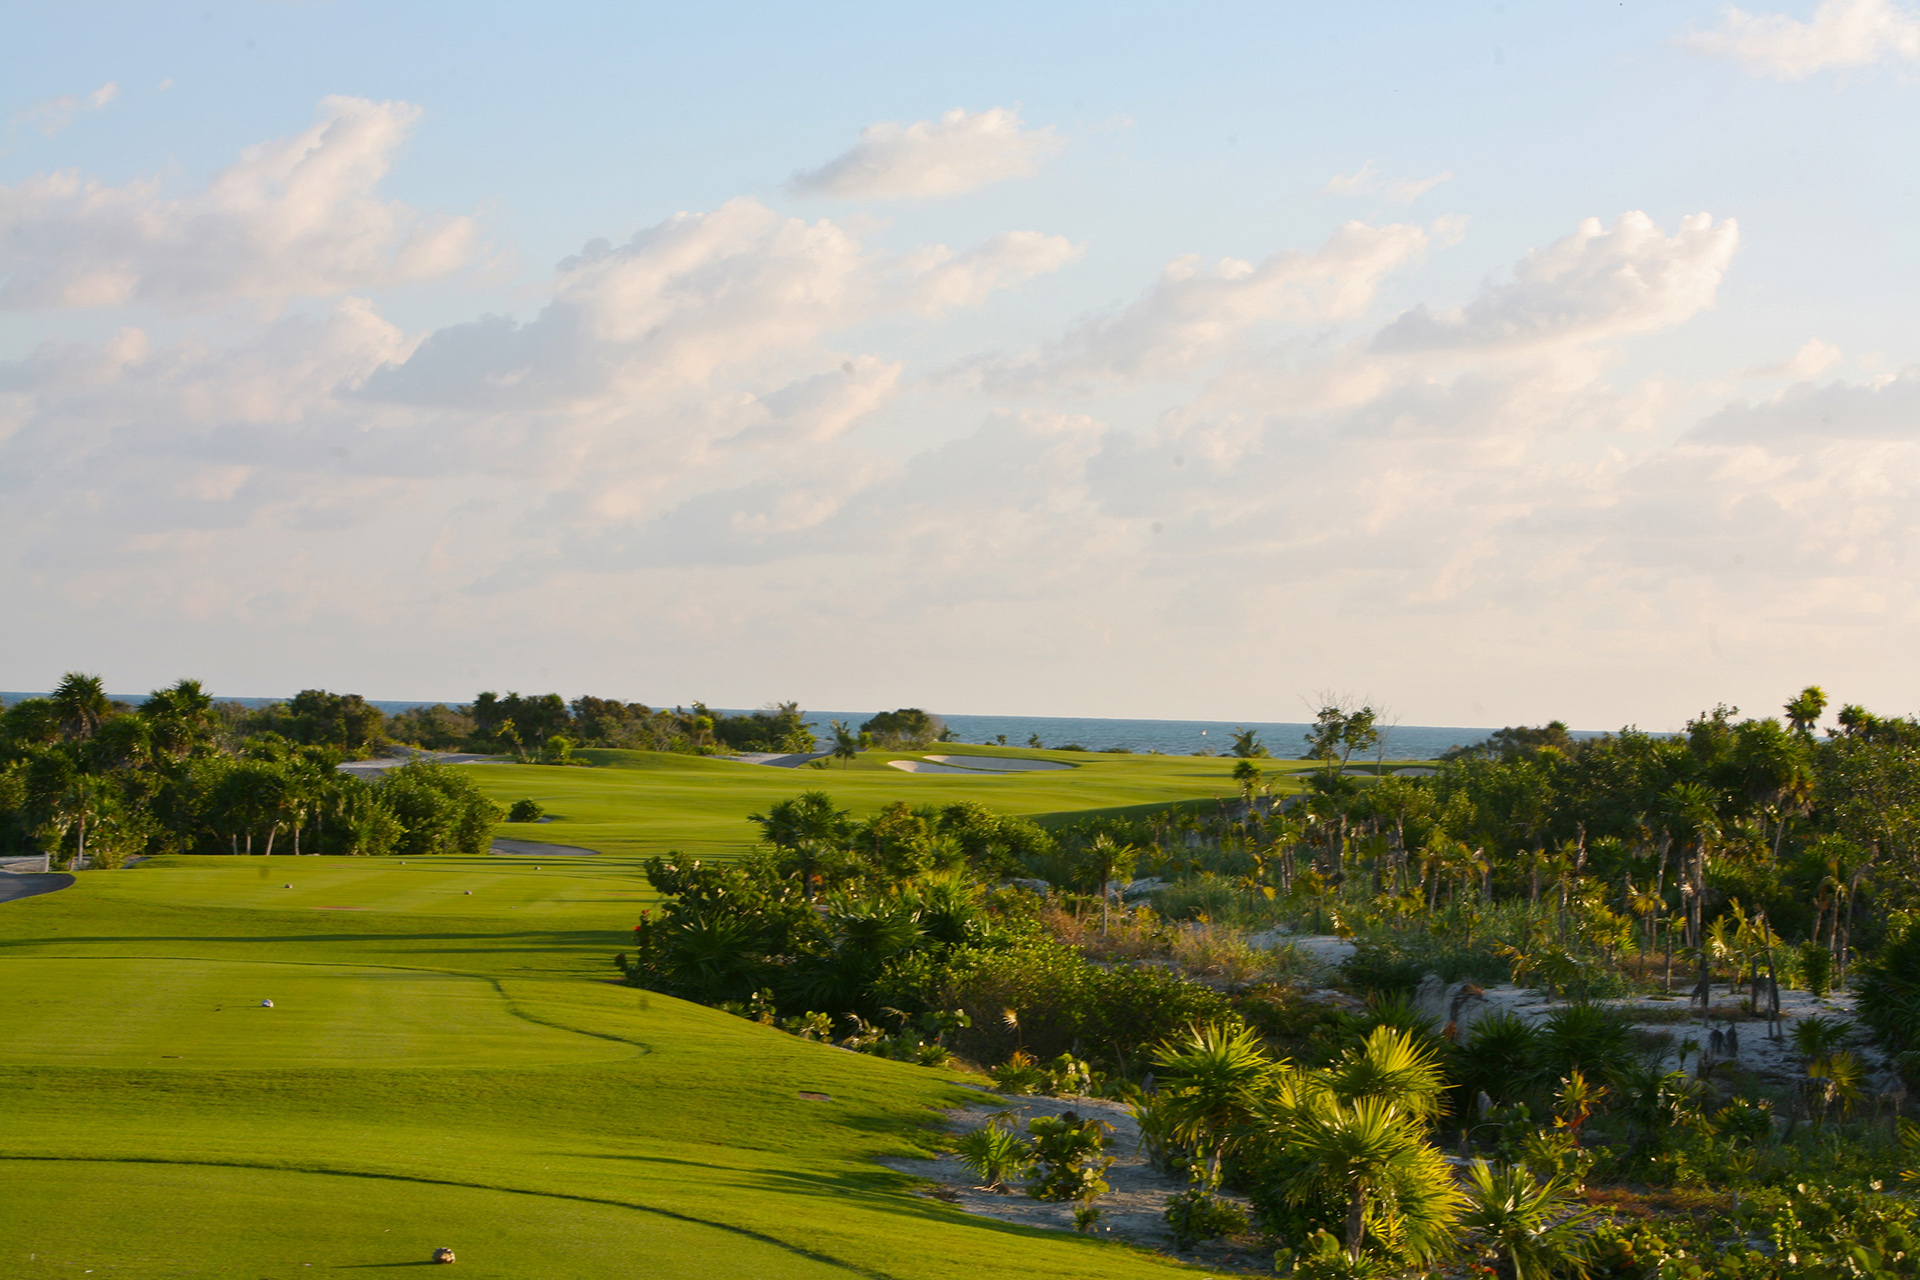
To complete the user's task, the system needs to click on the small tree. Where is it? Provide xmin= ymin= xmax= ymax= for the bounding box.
xmin=1082 ymin=833 xmax=1137 ymax=934
xmin=830 ymin=720 xmax=858 ymax=767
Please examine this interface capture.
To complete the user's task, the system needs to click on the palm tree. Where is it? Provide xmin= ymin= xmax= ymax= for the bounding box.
xmin=1323 ymin=1027 xmax=1449 ymax=1121
xmin=50 ymin=672 xmax=111 ymax=741
xmin=1083 ymin=833 xmax=1136 ymax=934
xmin=1149 ymin=1022 xmax=1277 ymax=1184
xmin=1280 ymin=1095 xmax=1465 ymax=1265
xmin=142 ymin=679 xmax=216 ymax=756
xmin=1460 ymin=1161 xmax=1599 ymax=1280
xmin=1784 ymin=685 xmax=1827 ymax=738
xmin=830 ymin=720 xmax=858 ymax=767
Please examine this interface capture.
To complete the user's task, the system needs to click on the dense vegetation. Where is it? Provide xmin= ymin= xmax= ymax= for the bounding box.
xmin=623 ymin=688 xmax=1920 ymax=1278
xmin=0 ymin=674 xmax=497 ymax=862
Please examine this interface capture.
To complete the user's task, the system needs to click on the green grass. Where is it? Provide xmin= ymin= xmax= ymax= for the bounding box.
xmin=0 ymin=849 xmax=1209 ymax=1278
xmin=473 ymin=743 xmax=1309 ymax=858
xmin=0 ymin=750 xmax=1365 ymax=1276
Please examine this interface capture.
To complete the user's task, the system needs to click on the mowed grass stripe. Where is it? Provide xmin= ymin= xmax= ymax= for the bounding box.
xmin=0 ymin=959 xmax=639 ymax=1067
xmin=2 ymin=1159 xmax=877 ymax=1279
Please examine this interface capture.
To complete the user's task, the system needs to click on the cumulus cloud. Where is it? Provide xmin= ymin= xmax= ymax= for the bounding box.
xmin=1322 ymin=161 xmax=1453 ymax=204
xmin=1025 ymin=220 xmax=1430 ymax=383
xmin=789 ymin=107 xmax=1063 ymax=200
xmin=1743 ymin=337 xmax=1844 ymax=380
xmin=897 ymin=230 xmax=1081 ymax=315
xmin=0 ymin=96 xmax=476 ymax=309
xmin=1374 ymin=211 xmax=1738 ymax=353
xmin=368 ymin=199 xmax=1072 ymax=425
xmin=7 ymin=82 xmax=117 ymax=144
xmin=1683 ymin=0 xmax=1920 ymax=78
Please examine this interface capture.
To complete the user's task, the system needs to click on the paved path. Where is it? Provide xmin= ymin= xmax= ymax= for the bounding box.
xmin=0 ymin=873 xmax=75 ymax=904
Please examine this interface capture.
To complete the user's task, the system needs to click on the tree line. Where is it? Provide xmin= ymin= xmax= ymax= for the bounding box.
xmin=0 ymin=674 xmax=497 ymax=864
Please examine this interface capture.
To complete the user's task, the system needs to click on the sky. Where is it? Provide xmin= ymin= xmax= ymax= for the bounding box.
xmin=3 ymin=0 xmax=1920 ymax=730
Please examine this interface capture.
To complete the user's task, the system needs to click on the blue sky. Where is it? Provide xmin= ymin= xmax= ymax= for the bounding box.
xmin=4 ymin=1 xmax=1919 ymax=729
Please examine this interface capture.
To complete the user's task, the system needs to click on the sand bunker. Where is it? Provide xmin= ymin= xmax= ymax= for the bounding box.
xmin=885 ymin=760 xmax=989 ymax=774
xmin=490 ymin=839 xmax=601 ymax=857
xmin=924 ymin=755 xmax=1072 ymax=772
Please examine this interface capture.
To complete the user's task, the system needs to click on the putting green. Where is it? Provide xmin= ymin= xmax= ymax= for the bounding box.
xmin=0 ymin=959 xmax=640 ymax=1067
xmin=3 ymin=1160 xmax=855 ymax=1278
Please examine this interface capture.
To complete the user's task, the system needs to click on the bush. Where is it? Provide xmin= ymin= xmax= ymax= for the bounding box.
xmin=1024 ymin=1112 xmax=1113 ymax=1202
xmin=1797 ymin=940 xmax=1833 ymax=998
xmin=1857 ymin=918 xmax=1920 ymax=1083
xmin=378 ymin=761 xmax=501 ymax=857
xmin=1341 ymin=931 xmax=1512 ymax=995
xmin=506 ymin=798 xmax=544 ymax=823
xmin=1165 ymin=1182 xmax=1248 ymax=1250
xmin=954 ymin=1120 xmax=1034 ymax=1192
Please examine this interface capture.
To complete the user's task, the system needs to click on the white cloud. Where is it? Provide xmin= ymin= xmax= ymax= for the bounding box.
xmin=1374 ymin=211 xmax=1738 ymax=353
xmin=0 ymin=96 xmax=476 ymax=309
xmin=789 ymin=107 xmax=1063 ymax=200
xmin=1322 ymin=162 xmax=1379 ymax=195
xmin=1683 ymin=0 xmax=1920 ymax=78
xmin=7 ymin=82 xmax=117 ymax=144
xmin=1742 ymin=337 xmax=1844 ymax=380
xmin=1023 ymin=220 xmax=1430 ymax=383
xmin=1384 ymin=172 xmax=1453 ymax=204
xmin=1322 ymin=161 xmax=1453 ymax=204
xmin=897 ymin=230 xmax=1081 ymax=315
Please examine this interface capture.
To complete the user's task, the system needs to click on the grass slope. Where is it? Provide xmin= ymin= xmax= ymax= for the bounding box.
xmin=1 ymin=853 xmax=1212 ymax=1279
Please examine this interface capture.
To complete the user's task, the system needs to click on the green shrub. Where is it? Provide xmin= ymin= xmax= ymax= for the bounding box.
xmin=1857 ymin=919 xmax=1920 ymax=1083
xmin=506 ymin=798 xmax=544 ymax=823
xmin=1024 ymin=1112 xmax=1113 ymax=1202
xmin=954 ymin=1120 xmax=1034 ymax=1193
xmin=1797 ymin=940 xmax=1833 ymax=998
xmin=1449 ymin=1012 xmax=1544 ymax=1110
xmin=1164 ymin=1182 xmax=1248 ymax=1250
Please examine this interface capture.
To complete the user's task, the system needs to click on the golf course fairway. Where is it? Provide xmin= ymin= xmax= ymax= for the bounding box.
xmin=0 ymin=753 xmax=1262 ymax=1278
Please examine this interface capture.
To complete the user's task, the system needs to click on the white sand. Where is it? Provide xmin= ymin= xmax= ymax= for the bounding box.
xmin=886 ymin=760 xmax=995 ymax=774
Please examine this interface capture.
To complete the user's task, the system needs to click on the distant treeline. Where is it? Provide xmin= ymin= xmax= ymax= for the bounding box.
xmin=0 ymin=675 xmax=497 ymax=865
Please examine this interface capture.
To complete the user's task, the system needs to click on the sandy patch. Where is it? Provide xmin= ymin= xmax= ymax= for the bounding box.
xmin=880 ymin=1093 xmax=1266 ymax=1270
xmin=725 ymin=752 xmax=833 ymax=767
xmin=886 ymin=760 xmax=1000 ymax=774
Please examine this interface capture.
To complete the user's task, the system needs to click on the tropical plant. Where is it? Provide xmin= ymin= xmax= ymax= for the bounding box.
xmin=1322 ymin=1026 xmax=1449 ymax=1121
xmin=1789 ymin=1014 xmax=1853 ymax=1062
xmin=1460 ymin=1160 xmax=1599 ymax=1280
xmin=1857 ymin=919 xmax=1920 ymax=1079
xmin=1163 ymin=1161 xmax=1248 ymax=1249
xmin=1276 ymin=1095 xmax=1465 ymax=1265
xmin=1147 ymin=1021 xmax=1276 ymax=1181
xmin=953 ymin=1119 xmax=1034 ymax=1193
xmin=1024 ymin=1112 xmax=1113 ymax=1202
